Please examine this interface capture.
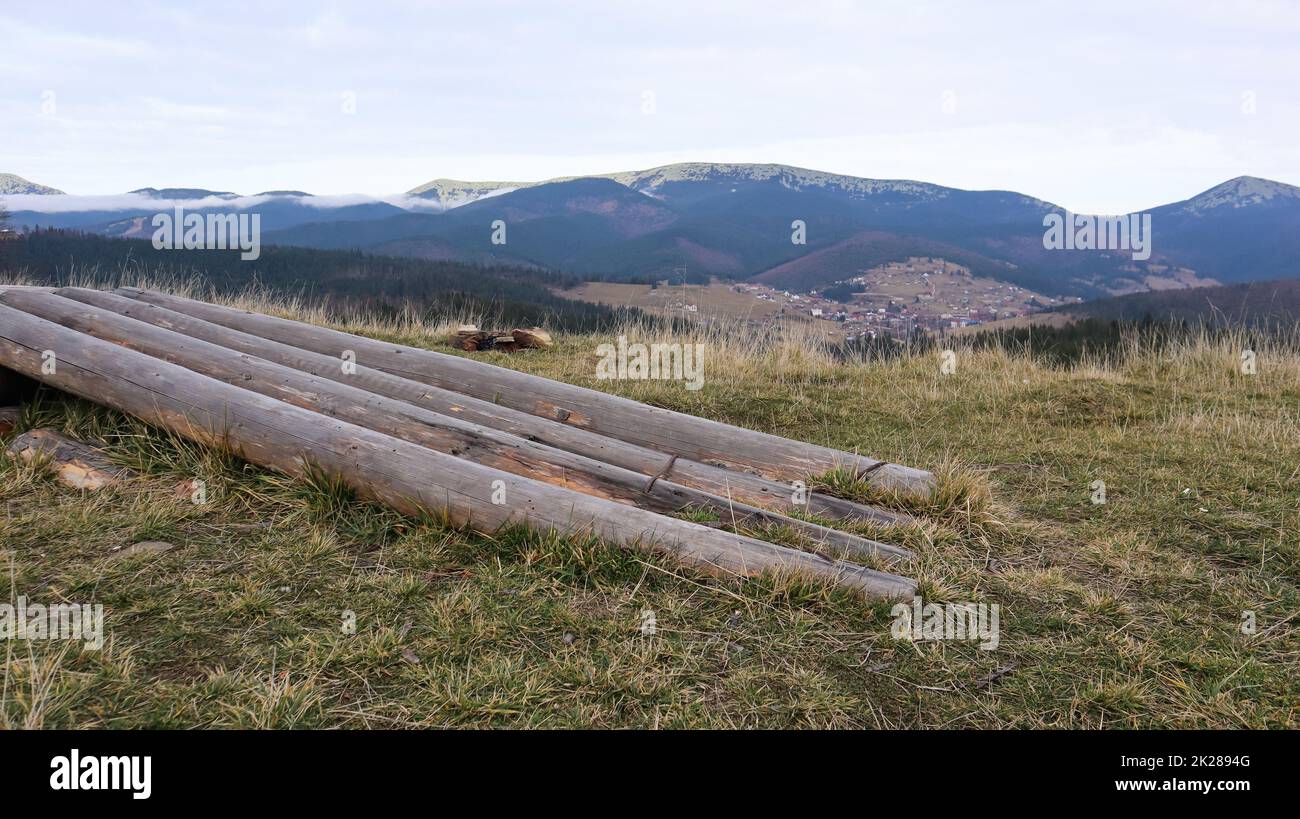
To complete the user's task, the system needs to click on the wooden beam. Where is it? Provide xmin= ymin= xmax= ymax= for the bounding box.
xmin=115 ymin=287 xmax=936 ymax=497
xmin=59 ymin=288 xmax=909 ymax=525
xmin=1 ymin=288 xmax=909 ymax=563
xmin=0 ymin=302 xmax=916 ymax=598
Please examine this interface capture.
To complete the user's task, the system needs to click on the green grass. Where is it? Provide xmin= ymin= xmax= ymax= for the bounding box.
xmin=2 ymin=304 xmax=1297 ymax=728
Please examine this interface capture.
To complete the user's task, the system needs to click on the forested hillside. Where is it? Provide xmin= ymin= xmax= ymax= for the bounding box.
xmin=0 ymin=230 xmax=641 ymax=331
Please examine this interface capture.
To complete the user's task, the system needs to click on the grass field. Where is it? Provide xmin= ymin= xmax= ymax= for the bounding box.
xmin=558 ymin=279 xmax=844 ymax=336
xmin=2 ymin=285 xmax=1297 ymax=728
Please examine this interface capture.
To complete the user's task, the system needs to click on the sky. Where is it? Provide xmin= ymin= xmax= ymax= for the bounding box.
xmin=2 ymin=0 xmax=1298 ymax=213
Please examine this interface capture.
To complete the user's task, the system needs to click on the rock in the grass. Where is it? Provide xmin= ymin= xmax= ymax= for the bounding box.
xmin=5 ymin=428 xmax=136 ymax=490
xmin=0 ymin=406 xmax=20 ymax=437
xmin=112 ymin=540 xmax=177 ymax=559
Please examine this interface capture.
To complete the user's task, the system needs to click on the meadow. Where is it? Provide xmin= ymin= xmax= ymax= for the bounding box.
xmin=2 ymin=278 xmax=1296 ymax=728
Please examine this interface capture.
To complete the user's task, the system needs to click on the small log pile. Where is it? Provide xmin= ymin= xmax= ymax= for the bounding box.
xmin=452 ymin=324 xmax=553 ymax=352
xmin=0 ymin=286 xmax=937 ymax=599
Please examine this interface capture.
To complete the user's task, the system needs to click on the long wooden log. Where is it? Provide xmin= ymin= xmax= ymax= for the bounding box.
xmin=0 ymin=288 xmax=909 ymax=562
xmin=115 ymin=287 xmax=936 ymax=496
xmin=0 ymin=302 xmax=916 ymax=598
xmin=63 ymin=287 xmax=907 ymax=525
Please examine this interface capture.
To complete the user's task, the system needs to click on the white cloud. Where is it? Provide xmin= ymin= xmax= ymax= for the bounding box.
xmin=2 ymin=0 xmax=1297 ymax=211
xmin=2 ymin=192 xmax=453 ymax=214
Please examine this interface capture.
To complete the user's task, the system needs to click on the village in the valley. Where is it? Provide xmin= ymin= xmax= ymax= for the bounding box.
xmin=562 ymin=256 xmax=1081 ymax=339
xmin=733 ymin=257 xmax=1068 ymax=339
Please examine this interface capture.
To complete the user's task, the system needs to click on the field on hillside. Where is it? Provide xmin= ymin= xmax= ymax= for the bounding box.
xmin=1 ymin=289 xmax=1297 ymax=728
xmin=559 ymin=279 xmax=844 ymax=336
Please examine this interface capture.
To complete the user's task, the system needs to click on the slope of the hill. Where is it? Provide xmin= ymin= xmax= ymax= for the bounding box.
xmin=1063 ymin=275 xmax=1300 ymax=327
xmin=2 ymin=290 xmax=1296 ymax=728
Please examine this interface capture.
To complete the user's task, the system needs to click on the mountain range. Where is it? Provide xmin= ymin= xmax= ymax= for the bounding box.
xmin=5 ymin=164 xmax=1300 ymax=299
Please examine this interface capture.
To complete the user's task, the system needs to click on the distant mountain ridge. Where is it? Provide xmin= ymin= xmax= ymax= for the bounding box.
xmin=404 ymin=163 xmax=977 ymax=210
xmin=389 ymin=164 xmax=1300 ymax=297
xmin=7 ymin=164 xmax=1300 ymax=300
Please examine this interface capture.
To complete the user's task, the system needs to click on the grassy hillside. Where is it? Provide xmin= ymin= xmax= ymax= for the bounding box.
xmin=1 ymin=291 xmax=1297 ymax=728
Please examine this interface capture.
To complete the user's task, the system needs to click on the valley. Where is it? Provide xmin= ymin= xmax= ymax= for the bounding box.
xmin=562 ymin=257 xmax=1080 ymax=339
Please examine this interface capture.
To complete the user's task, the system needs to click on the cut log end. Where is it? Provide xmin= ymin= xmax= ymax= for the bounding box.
xmin=511 ymin=327 xmax=552 ymax=349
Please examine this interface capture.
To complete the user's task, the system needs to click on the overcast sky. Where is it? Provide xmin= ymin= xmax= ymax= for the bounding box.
xmin=3 ymin=0 xmax=1298 ymax=212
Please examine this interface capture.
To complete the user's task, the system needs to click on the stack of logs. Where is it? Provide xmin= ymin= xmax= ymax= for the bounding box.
xmin=0 ymin=285 xmax=935 ymax=599
xmin=452 ymin=324 xmax=553 ymax=353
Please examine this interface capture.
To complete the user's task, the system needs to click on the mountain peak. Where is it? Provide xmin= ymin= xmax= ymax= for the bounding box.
xmin=406 ymin=178 xmax=524 ymax=206
xmin=576 ymin=162 xmax=950 ymax=200
xmin=0 ymin=173 xmax=65 ymax=195
xmin=1182 ymin=176 xmax=1300 ymax=213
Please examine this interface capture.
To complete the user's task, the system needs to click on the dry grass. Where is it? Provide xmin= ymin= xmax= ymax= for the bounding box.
xmin=1 ymin=278 xmax=1297 ymax=728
